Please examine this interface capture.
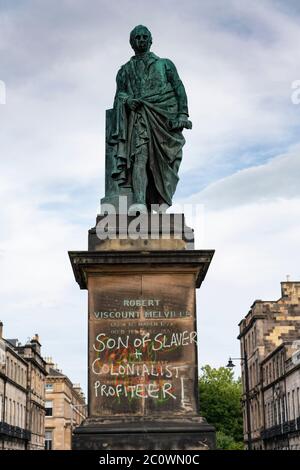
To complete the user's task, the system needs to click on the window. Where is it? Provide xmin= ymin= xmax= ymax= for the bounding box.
xmin=45 ymin=383 xmax=53 ymax=392
xmin=45 ymin=401 xmax=53 ymax=417
xmin=9 ymin=399 xmax=12 ymax=424
xmin=279 ymin=397 xmax=283 ymax=424
xmin=12 ymin=401 xmax=15 ymax=426
xmin=271 ymin=401 xmax=274 ymax=426
xmin=5 ymin=397 xmax=8 ymax=421
xmin=20 ymin=405 xmax=23 ymax=428
xmin=45 ymin=430 xmax=53 ymax=450
xmin=274 ymin=400 xmax=277 ymax=425
xmin=292 ymin=390 xmax=296 ymax=421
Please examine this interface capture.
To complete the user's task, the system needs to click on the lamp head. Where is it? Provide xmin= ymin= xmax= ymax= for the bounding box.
xmin=226 ymin=358 xmax=236 ymax=368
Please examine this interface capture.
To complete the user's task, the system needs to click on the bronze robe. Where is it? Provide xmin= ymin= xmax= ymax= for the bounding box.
xmin=110 ymin=52 xmax=189 ymax=206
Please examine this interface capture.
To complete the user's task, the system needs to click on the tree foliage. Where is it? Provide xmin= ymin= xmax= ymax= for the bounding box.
xmin=216 ymin=432 xmax=244 ymax=450
xmin=199 ymin=365 xmax=244 ymax=449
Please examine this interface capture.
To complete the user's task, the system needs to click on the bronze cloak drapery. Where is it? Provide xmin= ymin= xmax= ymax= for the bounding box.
xmin=109 ymin=54 xmax=187 ymax=207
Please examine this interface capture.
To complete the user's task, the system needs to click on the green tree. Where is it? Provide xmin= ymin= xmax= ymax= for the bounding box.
xmin=216 ymin=431 xmax=244 ymax=450
xmin=199 ymin=365 xmax=244 ymax=449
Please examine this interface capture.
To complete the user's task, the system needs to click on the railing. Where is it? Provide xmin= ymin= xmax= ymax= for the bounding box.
xmin=0 ymin=421 xmax=31 ymax=441
xmin=282 ymin=422 xmax=289 ymax=433
xmin=261 ymin=425 xmax=282 ymax=439
xmin=289 ymin=420 xmax=296 ymax=432
xmin=261 ymin=420 xmax=300 ymax=440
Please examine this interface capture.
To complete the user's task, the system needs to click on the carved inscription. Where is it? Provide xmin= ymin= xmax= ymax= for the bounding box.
xmin=88 ymin=273 xmax=197 ymax=416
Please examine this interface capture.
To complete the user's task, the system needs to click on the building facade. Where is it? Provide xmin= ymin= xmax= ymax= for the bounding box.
xmin=261 ymin=342 xmax=300 ymax=449
xmin=44 ymin=358 xmax=87 ymax=450
xmin=15 ymin=334 xmax=47 ymax=449
xmin=0 ymin=322 xmax=47 ymax=450
xmin=238 ymin=281 xmax=300 ymax=450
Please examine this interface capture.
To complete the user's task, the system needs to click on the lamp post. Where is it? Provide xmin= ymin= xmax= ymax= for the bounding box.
xmin=227 ymin=348 xmax=252 ymax=451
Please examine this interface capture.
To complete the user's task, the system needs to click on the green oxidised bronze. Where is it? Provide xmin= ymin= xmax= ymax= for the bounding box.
xmin=103 ymin=25 xmax=192 ymax=212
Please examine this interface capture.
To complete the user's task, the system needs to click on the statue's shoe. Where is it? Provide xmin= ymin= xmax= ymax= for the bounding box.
xmin=128 ymin=203 xmax=148 ymax=216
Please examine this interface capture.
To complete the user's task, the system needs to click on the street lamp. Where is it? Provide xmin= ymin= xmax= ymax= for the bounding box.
xmin=226 ymin=350 xmax=252 ymax=451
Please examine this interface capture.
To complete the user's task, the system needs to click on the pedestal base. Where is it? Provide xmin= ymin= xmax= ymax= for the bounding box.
xmin=72 ymin=417 xmax=215 ymax=450
xmin=69 ymin=216 xmax=216 ymax=451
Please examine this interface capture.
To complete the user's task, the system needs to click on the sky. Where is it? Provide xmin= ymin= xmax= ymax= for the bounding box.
xmin=0 ymin=0 xmax=300 ymax=394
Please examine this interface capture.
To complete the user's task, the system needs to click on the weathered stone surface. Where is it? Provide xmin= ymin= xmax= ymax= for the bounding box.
xmin=69 ymin=250 xmax=213 ymax=290
xmin=73 ymin=418 xmax=215 ymax=450
xmin=68 ymin=24 xmax=215 ymax=450
xmin=69 ymin=247 xmax=215 ymax=449
xmin=239 ymin=281 xmax=300 ymax=450
xmin=88 ymin=272 xmax=197 ymax=417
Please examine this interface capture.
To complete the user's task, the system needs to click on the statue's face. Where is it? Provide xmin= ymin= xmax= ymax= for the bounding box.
xmin=131 ymin=28 xmax=151 ymax=54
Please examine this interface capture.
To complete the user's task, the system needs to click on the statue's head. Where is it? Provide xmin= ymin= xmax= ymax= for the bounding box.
xmin=130 ymin=25 xmax=152 ymax=54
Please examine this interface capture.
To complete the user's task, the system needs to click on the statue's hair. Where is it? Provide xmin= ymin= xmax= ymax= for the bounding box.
xmin=129 ymin=25 xmax=152 ymax=48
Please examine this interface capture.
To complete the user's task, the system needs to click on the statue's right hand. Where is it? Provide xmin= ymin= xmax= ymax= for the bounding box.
xmin=126 ymin=98 xmax=141 ymax=111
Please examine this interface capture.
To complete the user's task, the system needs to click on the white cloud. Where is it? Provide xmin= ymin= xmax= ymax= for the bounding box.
xmin=197 ymin=196 xmax=300 ymax=370
xmin=186 ymin=143 xmax=300 ymax=370
xmin=186 ymin=144 xmax=300 ymax=209
xmin=1 ymin=0 xmax=300 ymax=187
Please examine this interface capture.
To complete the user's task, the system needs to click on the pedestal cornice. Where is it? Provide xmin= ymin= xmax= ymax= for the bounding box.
xmin=69 ymin=249 xmax=214 ymax=290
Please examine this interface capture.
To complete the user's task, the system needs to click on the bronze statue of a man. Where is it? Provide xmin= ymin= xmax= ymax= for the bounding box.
xmin=109 ymin=25 xmax=192 ymax=214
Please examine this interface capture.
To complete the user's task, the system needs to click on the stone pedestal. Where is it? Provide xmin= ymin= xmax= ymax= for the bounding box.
xmin=69 ymin=214 xmax=215 ymax=450
xmin=71 ymin=418 xmax=215 ymax=450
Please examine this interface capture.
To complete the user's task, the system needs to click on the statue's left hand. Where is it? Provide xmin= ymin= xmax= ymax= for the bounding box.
xmin=178 ymin=115 xmax=192 ymax=130
xmin=169 ymin=115 xmax=192 ymax=131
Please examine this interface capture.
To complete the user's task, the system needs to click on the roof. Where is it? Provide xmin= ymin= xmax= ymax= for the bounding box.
xmin=47 ymin=367 xmax=65 ymax=377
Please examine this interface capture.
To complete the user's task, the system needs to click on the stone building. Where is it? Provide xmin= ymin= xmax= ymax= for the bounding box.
xmin=44 ymin=358 xmax=87 ymax=450
xmin=0 ymin=322 xmax=47 ymax=450
xmin=261 ymin=341 xmax=300 ymax=449
xmin=238 ymin=281 xmax=300 ymax=450
xmin=14 ymin=334 xmax=47 ymax=449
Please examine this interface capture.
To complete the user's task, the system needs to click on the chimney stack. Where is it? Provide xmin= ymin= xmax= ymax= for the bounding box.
xmin=30 ymin=333 xmax=41 ymax=354
xmin=44 ymin=356 xmax=55 ymax=374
